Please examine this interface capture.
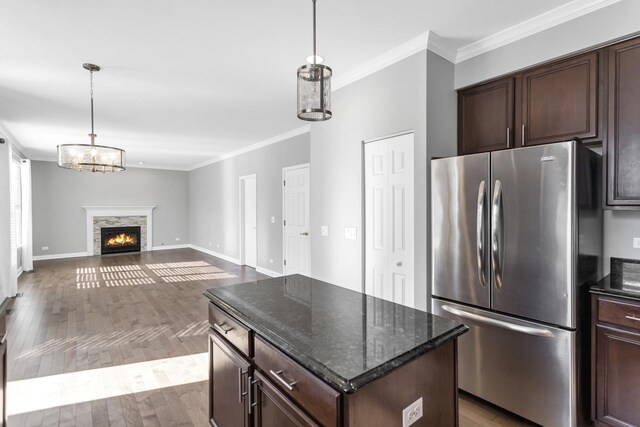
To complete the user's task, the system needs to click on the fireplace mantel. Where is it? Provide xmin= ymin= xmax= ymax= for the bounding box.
xmin=83 ymin=206 xmax=156 ymax=256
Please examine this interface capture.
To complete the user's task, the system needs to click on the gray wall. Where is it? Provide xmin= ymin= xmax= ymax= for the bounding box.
xmin=454 ymin=0 xmax=640 ymax=271
xmin=455 ymin=0 xmax=640 ymax=89
xmin=0 ymin=138 xmax=12 ymax=300
xmin=309 ymin=48 xmax=456 ymax=310
xmin=604 ymin=211 xmax=640 ymax=274
xmin=189 ymin=132 xmax=310 ymax=273
xmin=32 ymin=162 xmax=190 ymax=256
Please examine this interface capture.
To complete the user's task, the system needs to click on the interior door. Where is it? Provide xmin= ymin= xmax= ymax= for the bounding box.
xmin=283 ymin=165 xmax=310 ymax=276
xmin=243 ymin=176 xmax=257 ymax=268
xmin=431 ymin=153 xmax=490 ymax=308
xmin=491 ymin=142 xmax=574 ymax=328
xmin=364 ymin=133 xmax=414 ymax=307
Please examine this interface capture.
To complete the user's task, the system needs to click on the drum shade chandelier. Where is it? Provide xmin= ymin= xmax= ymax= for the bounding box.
xmin=297 ymin=0 xmax=332 ymax=121
xmin=57 ymin=63 xmax=126 ymax=172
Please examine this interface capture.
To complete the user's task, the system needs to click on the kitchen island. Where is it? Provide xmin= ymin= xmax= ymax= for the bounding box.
xmin=204 ymin=274 xmax=467 ymax=427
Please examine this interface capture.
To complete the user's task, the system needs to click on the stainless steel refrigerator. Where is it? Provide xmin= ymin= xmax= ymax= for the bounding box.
xmin=430 ymin=140 xmax=602 ymax=427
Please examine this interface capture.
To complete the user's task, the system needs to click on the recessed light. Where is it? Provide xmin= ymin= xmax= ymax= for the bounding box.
xmin=306 ymin=54 xmax=324 ymax=64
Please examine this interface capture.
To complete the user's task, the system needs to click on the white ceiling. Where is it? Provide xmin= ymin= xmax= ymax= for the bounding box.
xmin=1 ymin=0 xmax=593 ymax=170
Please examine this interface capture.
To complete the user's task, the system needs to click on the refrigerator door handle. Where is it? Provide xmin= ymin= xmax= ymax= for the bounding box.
xmin=441 ymin=304 xmax=555 ymax=338
xmin=476 ymin=180 xmax=487 ymax=287
xmin=491 ymin=180 xmax=504 ymax=289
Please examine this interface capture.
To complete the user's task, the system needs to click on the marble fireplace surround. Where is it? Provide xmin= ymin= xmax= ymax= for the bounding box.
xmin=84 ymin=206 xmax=156 ymax=256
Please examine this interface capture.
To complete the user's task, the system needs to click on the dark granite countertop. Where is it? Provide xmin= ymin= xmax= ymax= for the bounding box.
xmin=204 ymin=274 xmax=467 ymax=394
xmin=591 ymin=258 xmax=640 ymax=301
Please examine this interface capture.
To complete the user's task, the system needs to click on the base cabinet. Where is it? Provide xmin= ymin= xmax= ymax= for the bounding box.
xmin=253 ymin=371 xmax=318 ymax=427
xmin=208 ymin=302 xmax=459 ymax=427
xmin=592 ymin=294 xmax=640 ymax=426
xmin=209 ymin=330 xmax=251 ymax=427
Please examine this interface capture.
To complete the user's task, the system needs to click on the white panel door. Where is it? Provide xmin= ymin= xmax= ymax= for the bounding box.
xmin=283 ymin=165 xmax=310 ymax=276
xmin=365 ymin=133 xmax=414 ymax=307
xmin=243 ymin=176 xmax=257 ymax=268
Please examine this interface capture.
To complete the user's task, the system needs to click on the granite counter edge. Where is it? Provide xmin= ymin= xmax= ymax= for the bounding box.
xmin=204 ymin=290 xmax=468 ymax=393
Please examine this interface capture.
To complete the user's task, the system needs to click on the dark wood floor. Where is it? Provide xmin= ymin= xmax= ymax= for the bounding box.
xmin=8 ymin=248 xmax=533 ymax=426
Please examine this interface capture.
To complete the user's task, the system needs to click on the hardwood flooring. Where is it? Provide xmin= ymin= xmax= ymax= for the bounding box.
xmin=7 ymin=248 xmax=534 ymax=426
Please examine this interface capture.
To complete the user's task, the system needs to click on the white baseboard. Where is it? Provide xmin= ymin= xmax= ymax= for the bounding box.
xmin=187 ymin=244 xmax=241 ymax=265
xmin=256 ymin=267 xmax=282 ymax=278
xmin=17 ymin=267 xmax=23 ymax=277
xmin=33 ymin=252 xmax=89 ymax=261
xmin=152 ymin=244 xmax=190 ymax=251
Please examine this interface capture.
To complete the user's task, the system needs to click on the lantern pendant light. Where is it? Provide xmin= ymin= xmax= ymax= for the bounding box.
xmin=57 ymin=63 xmax=126 ymax=173
xmin=297 ymin=0 xmax=332 ymax=121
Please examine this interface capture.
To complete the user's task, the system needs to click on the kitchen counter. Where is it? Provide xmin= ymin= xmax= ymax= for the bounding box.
xmin=204 ymin=274 xmax=467 ymax=393
xmin=591 ymin=258 xmax=640 ymax=301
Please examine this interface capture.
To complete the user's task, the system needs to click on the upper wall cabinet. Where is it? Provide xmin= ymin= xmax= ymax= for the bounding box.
xmin=606 ymin=38 xmax=640 ymax=207
xmin=458 ymin=77 xmax=514 ymax=154
xmin=458 ymin=52 xmax=601 ymax=155
xmin=520 ymin=52 xmax=600 ymax=147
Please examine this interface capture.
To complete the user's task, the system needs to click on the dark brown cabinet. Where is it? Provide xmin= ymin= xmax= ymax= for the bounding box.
xmin=458 ymin=51 xmax=601 ymax=155
xmin=252 ymin=371 xmax=318 ymax=427
xmin=458 ymin=77 xmax=514 ymax=154
xmin=592 ymin=294 xmax=640 ymax=426
xmin=209 ymin=330 xmax=251 ymax=427
xmin=606 ymin=37 xmax=640 ymax=206
xmin=208 ymin=301 xmax=459 ymax=426
xmin=521 ymin=52 xmax=599 ymax=147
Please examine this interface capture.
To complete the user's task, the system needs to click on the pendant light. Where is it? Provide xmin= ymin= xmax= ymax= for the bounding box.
xmin=297 ymin=0 xmax=332 ymax=121
xmin=57 ymin=63 xmax=126 ymax=172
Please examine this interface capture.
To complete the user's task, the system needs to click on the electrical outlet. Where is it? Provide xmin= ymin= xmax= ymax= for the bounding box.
xmin=345 ymin=227 xmax=357 ymax=240
xmin=42 ymin=246 xmax=49 ymax=251
xmin=216 ymin=244 xmax=220 ymax=248
xmin=271 ymin=216 xmax=275 ymax=224
xmin=402 ymin=397 xmax=423 ymax=427
xmin=269 ymin=259 xmax=273 ymax=264
xmin=208 ymin=242 xmax=212 ymax=246
xmin=634 ymin=237 xmax=640 ymax=249
xmin=321 ymin=225 xmax=329 ymax=236
xmin=175 ymin=237 xmax=180 ymax=241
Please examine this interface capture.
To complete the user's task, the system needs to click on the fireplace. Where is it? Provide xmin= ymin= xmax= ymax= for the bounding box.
xmin=101 ymin=226 xmax=141 ymax=255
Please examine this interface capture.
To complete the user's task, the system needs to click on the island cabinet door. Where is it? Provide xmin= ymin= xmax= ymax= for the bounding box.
xmin=252 ymin=371 xmax=319 ymax=427
xmin=209 ymin=330 xmax=251 ymax=427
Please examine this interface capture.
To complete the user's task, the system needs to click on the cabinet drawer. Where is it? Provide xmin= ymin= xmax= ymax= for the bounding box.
xmin=254 ymin=336 xmax=340 ymax=427
xmin=209 ymin=303 xmax=251 ymax=357
xmin=598 ymin=297 xmax=640 ymax=330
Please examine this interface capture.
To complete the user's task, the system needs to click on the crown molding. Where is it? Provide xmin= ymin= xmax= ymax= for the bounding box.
xmin=187 ymin=125 xmax=311 ymax=171
xmin=456 ymin=0 xmax=624 ymax=63
xmin=332 ymin=32 xmax=430 ymax=91
xmin=427 ymin=32 xmax=457 ymax=63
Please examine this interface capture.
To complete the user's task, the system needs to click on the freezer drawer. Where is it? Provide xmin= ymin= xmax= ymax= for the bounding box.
xmin=432 ymin=299 xmax=578 ymax=427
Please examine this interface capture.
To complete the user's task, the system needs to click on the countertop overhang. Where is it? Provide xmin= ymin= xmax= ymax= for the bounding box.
xmin=204 ymin=274 xmax=467 ymax=393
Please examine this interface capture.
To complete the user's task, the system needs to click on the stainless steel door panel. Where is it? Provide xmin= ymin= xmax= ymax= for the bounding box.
xmin=491 ymin=142 xmax=575 ymax=327
xmin=432 ymin=299 xmax=577 ymax=427
xmin=431 ymin=154 xmax=490 ymax=308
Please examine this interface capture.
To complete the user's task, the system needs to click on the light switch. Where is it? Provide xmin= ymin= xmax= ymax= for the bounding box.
xmin=345 ymin=227 xmax=357 ymax=240
xmin=321 ymin=225 xmax=329 ymax=236
xmin=634 ymin=237 xmax=640 ymax=249
xmin=271 ymin=216 xmax=275 ymax=224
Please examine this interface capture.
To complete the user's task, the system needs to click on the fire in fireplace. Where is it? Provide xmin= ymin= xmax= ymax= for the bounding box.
xmin=101 ymin=226 xmax=141 ymax=255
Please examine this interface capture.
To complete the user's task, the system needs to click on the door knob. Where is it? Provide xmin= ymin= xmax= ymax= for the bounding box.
xmin=396 ymin=261 xmax=402 ymax=267
xmin=300 ymin=232 xmax=309 ymax=236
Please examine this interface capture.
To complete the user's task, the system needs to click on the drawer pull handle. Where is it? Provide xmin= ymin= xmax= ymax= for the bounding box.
xmin=269 ymin=369 xmax=296 ymax=391
xmin=625 ymin=315 xmax=640 ymax=322
xmin=214 ymin=322 xmax=233 ymax=335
